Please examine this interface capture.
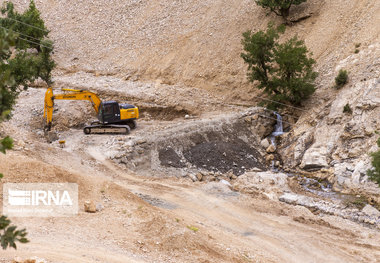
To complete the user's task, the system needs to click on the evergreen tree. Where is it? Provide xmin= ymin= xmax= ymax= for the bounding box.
xmin=0 ymin=1 xmax=55 ymax=87
xmin=1 ymin=0 xmax=49 ymax=51
xmin=0 ymin=29 xmax=29 ymax=250
xmin=241 ymin=23 xmax=317 ymax=110
xmin=255 ymin=0 xmax=307 ymax=21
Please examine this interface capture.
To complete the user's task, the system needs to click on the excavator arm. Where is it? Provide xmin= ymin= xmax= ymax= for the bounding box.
xmin=44 ymin=87 xmax=102 ymax=130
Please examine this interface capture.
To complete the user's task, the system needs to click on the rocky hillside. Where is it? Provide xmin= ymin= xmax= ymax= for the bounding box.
xmin=9 ymin=1 xmax=379 ymax=95
xmin=7 ymin=1 xmax=380 ymax=194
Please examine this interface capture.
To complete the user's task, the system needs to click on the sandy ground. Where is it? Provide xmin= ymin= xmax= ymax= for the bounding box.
xmin=0 ymin=86 xmax=379 ymax=263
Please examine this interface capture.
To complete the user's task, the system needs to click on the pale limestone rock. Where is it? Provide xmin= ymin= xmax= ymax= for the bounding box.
xmin=300 ymin=145 xmax=328 ymax=169
xmin=260 ymin=138 xmax=270 ymax=149
xmin=188 ymin=173 xmax=197 ymax=182
xmin=362 ymin=204 xmax=380 ymax=217
xmin=234 ymin=171 xmax=289 ymax=199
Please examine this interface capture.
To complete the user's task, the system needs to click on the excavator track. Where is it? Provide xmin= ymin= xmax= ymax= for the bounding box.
xmin=83 ymin=124 xmax=131 ymax=135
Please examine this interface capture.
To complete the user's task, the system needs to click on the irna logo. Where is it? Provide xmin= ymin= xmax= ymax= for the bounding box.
xmin=8 ymin=189 xmax=73 ymax=206
xmin=3 ymin=183 xmax=78 ymax=217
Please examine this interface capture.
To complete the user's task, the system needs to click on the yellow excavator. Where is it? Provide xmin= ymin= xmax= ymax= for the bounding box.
xmin=44 ymin=87 xmax=139 ymax=134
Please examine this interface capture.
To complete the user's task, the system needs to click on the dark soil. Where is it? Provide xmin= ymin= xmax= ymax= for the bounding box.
xmin=159 ymin=147 xmax=186 ymax=168
xmin=183 ymin=139 xmax=266 ymax=175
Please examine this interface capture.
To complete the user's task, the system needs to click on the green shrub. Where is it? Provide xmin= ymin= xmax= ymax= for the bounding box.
xmin=367 ymin=137 xmax=380 ymax=185
xmin=241 ymin=23 xmax=317 ymax=110
xmin=0 ymin=10 xmax=32 ymax=250
xmin=335 ymin=69 xmax=348 ymax=88
xmin=343 ymin=103 xmax=352 ymax=114
xmin=254 ymin=0 xmax=307 ymax=21
xmin=0 ymin=0 xmax=55 ymax=86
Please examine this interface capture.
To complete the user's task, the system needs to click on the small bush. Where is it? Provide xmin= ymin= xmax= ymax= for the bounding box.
xmin=367 ymin=137 xmax=380 ymax=186
xmin=186 ymin=225 xmax=199 ymax=232
xmin=343 ymin=103 xmax=352 ymax=114
xmin=335 ymin=69 xmax=348 ymax=88
xmin=354 ymin=49 xmax=359 ymax=54
xmin=355 ymin=43 xmax=361 ymax=48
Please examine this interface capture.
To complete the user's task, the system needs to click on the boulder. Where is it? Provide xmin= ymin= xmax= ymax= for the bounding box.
xmin=351 ymin=160 xmax=369 ymax=184
xmin=46 ymin=131 xmax=59 ymax=143
xmin=266 ymin=144 xmax=276 ymax=153
xmin=96 ymin=203 xmax=104 ymax=212
xmin=188 ymin=173 xmax=198 ymax=182
xmin=300 ymin=146 xmax=328 ymax=170
xmin=265 ymin=154 xmax=275 ymax=162
xmin=84 ymin=200 xmax=96 ymax=213
xmin=362 ymin=204 xmax=380 ymax=217
xmin=260 ymin=138 xmax=270 ymax=149
xmin=196 ymin=172 xmax=203 ymax=181
xmin=234 ymin=171 xmax=289 ymax=199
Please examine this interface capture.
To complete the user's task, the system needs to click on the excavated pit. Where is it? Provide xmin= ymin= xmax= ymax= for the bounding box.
xmin=183 ymin=139 xmax=265 ymax=175
xmin=114 ymin=108 xmax=276 ymax=176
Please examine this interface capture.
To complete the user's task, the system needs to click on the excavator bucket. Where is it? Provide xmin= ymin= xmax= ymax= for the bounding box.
xmin=44 ymin=87 xmax=54 ymax=131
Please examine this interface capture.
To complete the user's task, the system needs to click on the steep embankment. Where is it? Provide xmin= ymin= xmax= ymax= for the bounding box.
xmin=10 ymin=0 xmax=380 ymax=97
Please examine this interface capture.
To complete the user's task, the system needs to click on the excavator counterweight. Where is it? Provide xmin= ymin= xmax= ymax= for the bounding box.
xmin=43 ymin=87 xmax=139 ymax=134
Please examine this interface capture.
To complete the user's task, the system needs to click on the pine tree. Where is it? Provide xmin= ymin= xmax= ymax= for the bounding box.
xmin=241 ymin=23 xmax=317 ymax=110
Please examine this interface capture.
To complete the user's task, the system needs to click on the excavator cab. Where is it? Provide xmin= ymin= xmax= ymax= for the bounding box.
xmin=98 ymin=101 xmax=139 ymax=127
xmin=98 ymin=101 xmax=121 ymax=124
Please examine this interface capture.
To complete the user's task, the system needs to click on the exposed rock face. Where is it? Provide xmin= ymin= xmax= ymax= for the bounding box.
xmin=279 ymin=77 xmax=379 ymax=196
xmin=278 ymin=43 xmax=380 ymax=197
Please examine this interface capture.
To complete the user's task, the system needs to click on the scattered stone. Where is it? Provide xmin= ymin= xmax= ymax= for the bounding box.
xmin=250 ymin=167 xmax=262 ymax=172
xmin=12 ymin=257 xmax=45 ymax=263
xmin=265 ymin=154 xmax=274 ymax=162
xmin=46 ymin=131 xmax=59 ymax=143
xmin=135 ymin=139 xmax=147 ymax=145
xmin=12 ymin=257 xmax=23 ymax=263
xmin=96 ymin=203 xmax=104 ymax=212
xmin=220 ymin=179 xmax=232 ymax=188
xmin=185 ymin=114 xmax=190 ymax=119
xmin=260 ymin=138 xmax=270 ymax=149
xmin=266 ymin=144 xmax=276 ymax=153
xmin=300 ymin=146 xmax=328 ymax=170
xmin=244 ymin=116 xmax=252 ymax=123
xmin=279 ymin=193 xmax=300 ymax=204
xmin=188 ymin=173 xmax=198 ymax=182
xmin=196 ymin=173 xmax=203 ymax=181
xmin=84 ymin=200 xmax=97 ymax=213
xmin=234 ymin=171 xmax=289 ymax=199
xmin=362 ymin=204 xmax=380 ymax=217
